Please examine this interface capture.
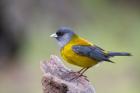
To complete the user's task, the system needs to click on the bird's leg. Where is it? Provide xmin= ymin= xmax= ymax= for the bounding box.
xmin=80 ymin=67 xmax=89 ymax=75
xmin=69 ymin=67 xmax=90 ymax=81
xmin=68 ymin=68 xmax=85 ymax=75
xmin=77 ymin=68 xmax=86 ymax=73
xmin=69 ymin=68 xmax=86 ymax=78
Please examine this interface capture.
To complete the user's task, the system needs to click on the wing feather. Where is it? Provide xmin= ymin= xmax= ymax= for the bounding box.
xmin=72 ymin=45 xmax=112 ymax=62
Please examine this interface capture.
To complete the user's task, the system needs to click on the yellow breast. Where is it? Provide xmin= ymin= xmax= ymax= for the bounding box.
xmin=61 ymin=36 xmax=98 ymax=68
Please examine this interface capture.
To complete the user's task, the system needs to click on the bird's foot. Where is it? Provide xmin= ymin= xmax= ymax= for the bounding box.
xmin=68 ymin=71 xmax=87 ymax=78
xmin=66 ymin=71 xmax=88 ymax=81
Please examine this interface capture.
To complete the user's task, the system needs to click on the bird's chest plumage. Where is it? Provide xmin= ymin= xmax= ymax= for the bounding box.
xmin=60 ymin=39 xmax=98 ymax=68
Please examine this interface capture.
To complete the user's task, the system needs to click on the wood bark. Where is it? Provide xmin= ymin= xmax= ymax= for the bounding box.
xmin=40 ymin=55 xmax=96 ymax=93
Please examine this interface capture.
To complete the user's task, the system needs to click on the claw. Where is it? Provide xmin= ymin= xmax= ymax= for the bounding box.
xmin=69 ymin=73 xmax=88 ymax=81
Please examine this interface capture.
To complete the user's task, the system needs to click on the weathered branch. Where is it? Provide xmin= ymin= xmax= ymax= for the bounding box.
xmin=40 ymin=55 xmax=96 ymax=93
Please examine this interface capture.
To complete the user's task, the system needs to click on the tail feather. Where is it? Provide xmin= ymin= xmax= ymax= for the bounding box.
xmin=108 ymin=52 xmax=132 ymax=57
xmin=106 ymin=59 xmax=115 ymax=63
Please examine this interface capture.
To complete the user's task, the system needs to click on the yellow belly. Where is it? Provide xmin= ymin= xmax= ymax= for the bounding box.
xmin=60 ymin=36 xmax=98 ymax=68
xmin=61 ymin=45 xmax=98 ymax=68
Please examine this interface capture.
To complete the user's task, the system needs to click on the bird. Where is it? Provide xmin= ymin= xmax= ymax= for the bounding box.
xmin=50 ymin=27 xmax=131 ymax=75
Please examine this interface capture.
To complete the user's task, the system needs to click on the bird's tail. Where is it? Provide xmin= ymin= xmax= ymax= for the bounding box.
xmin=108 ymin=52 xmax=132 ymax=57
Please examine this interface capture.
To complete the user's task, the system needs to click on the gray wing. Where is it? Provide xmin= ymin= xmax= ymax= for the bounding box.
xmin=72 ymin=45 xmax=112 ymax=62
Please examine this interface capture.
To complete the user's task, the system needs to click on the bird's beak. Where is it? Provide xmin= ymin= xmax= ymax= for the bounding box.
xmin=50 ymin=33 xmax=58 ymax=38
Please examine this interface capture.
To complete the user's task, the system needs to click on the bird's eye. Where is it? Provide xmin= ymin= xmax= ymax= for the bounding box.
xmin=56 ymin=32 xmax=64 ymax=36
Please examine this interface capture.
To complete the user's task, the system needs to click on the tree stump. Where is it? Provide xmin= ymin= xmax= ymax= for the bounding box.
xmin=40 ymin=55 xmax=96 ymax=93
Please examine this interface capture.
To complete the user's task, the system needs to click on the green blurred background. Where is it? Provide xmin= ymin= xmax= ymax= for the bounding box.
xmin=0 ymin=0 xmax=139 ymax=93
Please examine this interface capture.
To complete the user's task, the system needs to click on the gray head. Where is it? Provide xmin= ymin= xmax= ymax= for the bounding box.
xmin=50 ymin=27 xmax=76 ymax=48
